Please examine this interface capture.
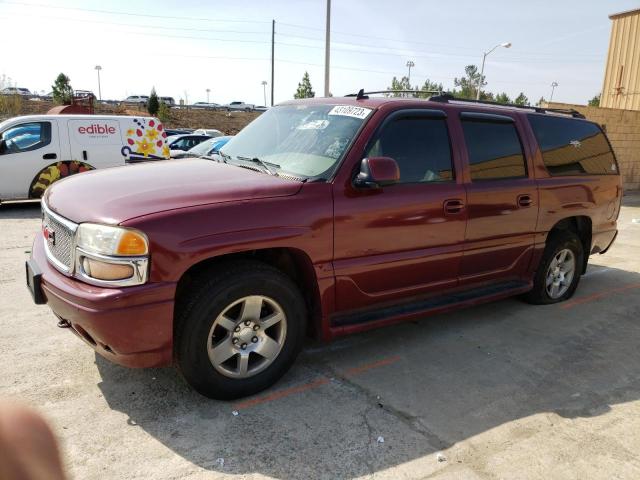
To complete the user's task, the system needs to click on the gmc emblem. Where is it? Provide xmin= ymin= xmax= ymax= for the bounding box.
xmin=43 ymin=226 xmax=56 ymax=246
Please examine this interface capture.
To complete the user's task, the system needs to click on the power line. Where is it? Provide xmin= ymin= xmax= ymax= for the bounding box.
xmin=0 ymin=11 xmax=269 ymax=36
xmin=276 ymin=22 xmax=606 ymax=59
xmin=0 ymin=1 xmax=270 ymax=23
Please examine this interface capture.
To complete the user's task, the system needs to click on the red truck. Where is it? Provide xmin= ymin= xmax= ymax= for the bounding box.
xmin=26 ymin=93 xmax=622 ymax=399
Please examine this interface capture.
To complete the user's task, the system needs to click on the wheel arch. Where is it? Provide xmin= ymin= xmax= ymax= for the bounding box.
xmin=174 ymin=247 xmax=323 ymax=339
xmin=547 ymin=216 xmax=592 ymax=274
xmin=28 ymin=161 xmax=95 ymax=199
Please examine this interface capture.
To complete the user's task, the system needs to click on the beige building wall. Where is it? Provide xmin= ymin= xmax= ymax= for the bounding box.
xmin=601 ymin=9 xmax=640 ymax=110
xmin=543 ymin=102 xmax=640 ymax=191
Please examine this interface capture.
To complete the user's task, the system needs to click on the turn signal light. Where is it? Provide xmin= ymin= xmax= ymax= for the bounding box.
xmin=116 ymin=231 xmax=148 ymax=256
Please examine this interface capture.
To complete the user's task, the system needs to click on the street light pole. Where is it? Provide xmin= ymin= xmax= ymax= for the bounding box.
xmin=476 ymin=42 xmax=511 ymax=100
xmin=206 ymin=88 xmax=210 ymax=103
xmin=550 ymin=81 xmax=558 ymax=102
xmin=406 ymin=60 xmax=415 ymax=85
xmin=261 ymin=81 xmax=267 ymax=107
xmin=324 ymin=0 xmax=331 ymax=97
xmin=94 ymin=65 xmax=102 ymax=100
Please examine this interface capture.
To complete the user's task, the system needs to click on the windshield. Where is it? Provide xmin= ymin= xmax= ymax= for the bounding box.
xmin=188 ymin=138 xmax=216 ymax=155
xmin=222 ymin=104 xmax=372 ymax=179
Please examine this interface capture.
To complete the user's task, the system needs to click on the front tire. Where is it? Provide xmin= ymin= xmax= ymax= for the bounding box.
xmin=175 ymin=260 xmax=306 ymax=399
xmin=524 ymin=230 xmax=584 ymax=305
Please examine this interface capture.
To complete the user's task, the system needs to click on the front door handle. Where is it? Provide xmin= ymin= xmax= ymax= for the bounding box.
xmin=518 ymin=194 xmax=532 ymax=207
xmin=42 ymin=153 xmax=57 ymax=160
xmin=444 ymin=199 xmax=465 ymax=214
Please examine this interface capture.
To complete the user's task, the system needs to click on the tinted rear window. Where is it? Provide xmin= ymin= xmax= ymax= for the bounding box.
xmin=528 ymin=114 xmax=617 ymax=176
xmin=461 ymin=118 xmax=526 ymax=180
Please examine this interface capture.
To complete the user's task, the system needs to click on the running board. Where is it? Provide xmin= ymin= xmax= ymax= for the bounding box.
xmin=331 ymin=280 xmax=531 ymax=329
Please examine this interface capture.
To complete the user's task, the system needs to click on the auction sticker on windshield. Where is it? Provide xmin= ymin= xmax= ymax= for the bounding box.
xmin=328 ymin=105 xmax=372 ymax=119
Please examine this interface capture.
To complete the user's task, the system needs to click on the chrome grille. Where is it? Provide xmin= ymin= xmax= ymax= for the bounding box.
xmin=42 ymin=203 xmax=77 ymax=274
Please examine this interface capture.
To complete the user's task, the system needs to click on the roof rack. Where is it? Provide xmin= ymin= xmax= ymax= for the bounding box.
xmin=428 ymin=93 xmax=585 ymax=119
xmin=345 ymin=89 xmax=443 ymax=100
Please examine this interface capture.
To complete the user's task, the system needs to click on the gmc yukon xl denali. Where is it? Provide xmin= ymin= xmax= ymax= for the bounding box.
xmin=26 ymin=93 xmax=622 ymax=399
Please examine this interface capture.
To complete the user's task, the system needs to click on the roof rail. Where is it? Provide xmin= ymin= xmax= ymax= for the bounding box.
xmin=345 ymin=89 xmax=443 ymax=100
xmin=429 ymin=93 xmax=585 ymax=119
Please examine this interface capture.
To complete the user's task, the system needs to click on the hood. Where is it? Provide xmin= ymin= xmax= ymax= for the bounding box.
xmin=45 ymin=159 xmax=303 ymax=224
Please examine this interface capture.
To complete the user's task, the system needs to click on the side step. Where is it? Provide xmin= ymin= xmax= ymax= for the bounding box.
xmin=331 ymin=280 xmax=530 ymax=329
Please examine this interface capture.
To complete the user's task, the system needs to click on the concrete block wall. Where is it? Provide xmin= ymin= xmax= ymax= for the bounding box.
xmin=544 ymin=102 xmax=640 ymax=190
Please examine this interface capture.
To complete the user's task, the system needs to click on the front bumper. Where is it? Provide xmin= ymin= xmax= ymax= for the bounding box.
xmin=29 ymin=235 xmax=176 ymax=368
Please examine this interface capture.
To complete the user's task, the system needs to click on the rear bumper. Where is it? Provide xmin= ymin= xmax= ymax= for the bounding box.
xmin=31 ymin=236 xmax=176 ymax=368
xmin=592 ymin=229 xmax=618 ymax=255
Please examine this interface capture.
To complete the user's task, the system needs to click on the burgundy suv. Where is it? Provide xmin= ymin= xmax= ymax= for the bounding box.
xmin=26 ymin=93 xmax=621 ymax=399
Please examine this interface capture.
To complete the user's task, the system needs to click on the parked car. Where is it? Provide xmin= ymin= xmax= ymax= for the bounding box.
xmin=224 ymin=101 xmax=254 ymax=111
xmin=171 ymin=136 xmax=233 ymax=159
xmin=253 ymin=106 xmax=268 ymax=112
xmin=192 ymin=128 xmax=223 ymax=137
xmin=0 ymin=114 xmax=168 ymax=202
xmin=193 ymin=102 xmax=221 ymax=110
xmin=1 ymin=87 xmax=32 ymax=96
xmin=160 ymin=97 xmax=176 ymax=106
xmin=121 ymin=95 xmax=149 ymax=106
xmin=164 ymin=128 xmax=194 ymax=136
xmin=26 ymin=95 xmax=621 ymax=400
xmin=166 ymin=134 xmax=211 ymax=156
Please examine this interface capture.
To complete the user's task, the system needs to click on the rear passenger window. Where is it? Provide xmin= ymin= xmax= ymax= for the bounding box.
xmin=366 ymin=115 xmax=453 ymax=183
xmin=528 ymin=114 xmax=617 ymax=176
xmin=461 ymin=117 xmax=526 ymax=180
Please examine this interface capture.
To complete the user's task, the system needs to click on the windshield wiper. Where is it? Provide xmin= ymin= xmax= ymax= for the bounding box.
xmin=236 ymin=156 xmax=279 ymax=176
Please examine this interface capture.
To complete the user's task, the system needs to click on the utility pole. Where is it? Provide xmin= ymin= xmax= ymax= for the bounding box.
xmin=261 ymin=80 xmax=267 ymax=107
xmin=324 ymin=0 xmax=331 ymax=97
xmin=550 ymin=81 xmax=558 ymax=102
xmin=406 ymin=60 xmax=415 ymax=85
xmin=206 ymin=88 xmax=210 ymax=103
xmin=94 ymin=65 xmax=102 ymax=100
xmin=271 ymin=19 xmax=275 ymax=106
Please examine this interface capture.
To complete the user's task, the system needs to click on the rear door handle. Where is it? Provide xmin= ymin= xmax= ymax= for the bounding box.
xmin=518 ymin=194 xmax=532 ymax=207
xmin=42 ymin=153 xmax=57 ymax=160
xmin=444 ymin=199 xmax=465 ymax=214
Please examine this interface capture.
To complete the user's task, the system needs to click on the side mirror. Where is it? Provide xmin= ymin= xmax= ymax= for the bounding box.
xmin=354 ymin=157 xmax=400 ymax=189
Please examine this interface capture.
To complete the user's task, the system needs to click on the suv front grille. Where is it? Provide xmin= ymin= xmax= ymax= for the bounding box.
xmin=42 ymin=203 xmax=78 ymax=274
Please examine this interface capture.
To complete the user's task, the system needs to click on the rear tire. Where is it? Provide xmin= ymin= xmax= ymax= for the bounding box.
xmin=523 ymin=230 xmax=584 ymax=305
xmin=175 ymin=260 xmax=306 ymax=400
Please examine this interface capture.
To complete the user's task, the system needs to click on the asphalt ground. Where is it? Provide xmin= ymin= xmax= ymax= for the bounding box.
xmin=1 ymin=193 xmax=639 ymax=479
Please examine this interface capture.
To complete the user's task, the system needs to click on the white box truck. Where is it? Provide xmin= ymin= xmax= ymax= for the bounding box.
xmin=0 ymin=114 xmax=169 ymax=202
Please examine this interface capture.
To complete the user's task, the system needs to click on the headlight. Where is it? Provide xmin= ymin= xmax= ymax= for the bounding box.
xmin=75 ymin=224 xmax=149 ymax=287
xmin=76 ymin=223 xmax=148 ymax=256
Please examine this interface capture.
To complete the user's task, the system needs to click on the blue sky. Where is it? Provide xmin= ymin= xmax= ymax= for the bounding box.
xmin=1 ymin=0 xmax=638 ymax=105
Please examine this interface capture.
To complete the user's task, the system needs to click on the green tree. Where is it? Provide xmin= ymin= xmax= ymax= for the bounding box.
xmin=294 ymin=72 xmax=315 ymax=99
xmin=537 ymin=96 xmax=546 ymax=106
xmin=514 ymin=92 xmax=529 ymax=106
xmin=157 ymin=101 xmax=170 ymax=123
xmin=387 ymin=76 xmax=412 ymax=96
xmin=588 ymin=94 xmax=601 ymax=107
xmin=147 ymin=87 xmax=159 ymax=115
xmin=51 ymin=73 xmax=73 ymax=105
xmin=416 ymin=79 xmax=444 ymax=98
xmin=453 ymin=65 xmax=485 ymax=99
xmin=495 ymin=92 xmax=511 ymax=104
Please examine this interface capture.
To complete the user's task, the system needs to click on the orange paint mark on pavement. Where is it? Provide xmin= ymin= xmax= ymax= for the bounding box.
xmin=233 ymin=377 xmax=330 ymax=410
xmin=232 ymin=355 xmax=402 ymax=410
xmin=561 ymin=282 xmax=640 ymax=309
xmin=342 ymin=355 xmax=402 ymax=377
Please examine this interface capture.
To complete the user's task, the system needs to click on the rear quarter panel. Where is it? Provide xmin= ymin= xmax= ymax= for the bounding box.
xmin=522 ymin=115 xmax=622 ymax=255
